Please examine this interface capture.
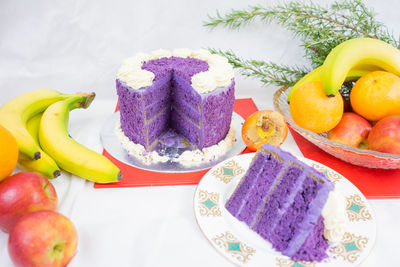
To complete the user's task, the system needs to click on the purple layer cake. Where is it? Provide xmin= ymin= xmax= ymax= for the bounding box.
xmin=225 ymin=143 xmax=335 ymax=262
xmin=116 ymin=49 xmax=235 ymax=152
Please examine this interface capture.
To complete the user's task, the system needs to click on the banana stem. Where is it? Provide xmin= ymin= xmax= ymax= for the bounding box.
xmin=77 ymin=92 xmax=96 ymax=109
xmin=70 ymin=93 xmax=96 ymax=110
xmin=73 ymin=92 xmax=96 ymax=109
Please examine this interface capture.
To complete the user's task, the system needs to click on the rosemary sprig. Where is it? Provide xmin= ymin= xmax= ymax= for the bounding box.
xmin=208 ymin=48 xmax=309 ymax=87
xmin=204 ymin=0 xmax=399 ymax=87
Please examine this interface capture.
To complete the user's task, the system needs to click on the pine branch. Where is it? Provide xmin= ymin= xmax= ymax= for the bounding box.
xmin=204 ymin=0 xmax=400 ymax=86
xmin=208 ymin=48 xmax=309 ymax=87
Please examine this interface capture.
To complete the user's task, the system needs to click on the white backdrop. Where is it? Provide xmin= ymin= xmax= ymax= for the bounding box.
xmin=1 ymin=0 xmax=400 ymax=266
xmin=1 ymin=0 xmax=400 ymax=106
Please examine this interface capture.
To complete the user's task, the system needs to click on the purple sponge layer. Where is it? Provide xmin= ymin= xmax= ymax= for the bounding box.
xmin=170 ymin=107 xmax=200 ymax=147
xmin=292 ymin=216 xmax=330 ymax=262
xmin=252 ymin=164 xmax=304 ymax=241
xmin=142 ymin=57 xmax=208 ymax=81
xmin=236 ymin=154 xmax=284 ymax=225
xmin=225 ymin=151 xmax=270 ymax=217
xmin=116 ymin=79 xmax=146 ymax=145
xmin=201 ymin=81 xmax=235 ymax=148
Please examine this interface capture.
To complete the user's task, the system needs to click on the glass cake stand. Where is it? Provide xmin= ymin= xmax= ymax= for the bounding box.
xmin=100 ymin=112 xmax=246 ymax=173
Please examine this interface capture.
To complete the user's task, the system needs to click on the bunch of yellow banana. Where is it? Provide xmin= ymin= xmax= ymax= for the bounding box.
xmin=288 ymin=37 xmax=400 ymax=101
xmin=0 ymin=89 xmax=121 ymax=183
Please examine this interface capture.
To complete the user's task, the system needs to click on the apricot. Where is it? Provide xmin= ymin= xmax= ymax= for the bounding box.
xmin=241 ymin=110 xmax=288 ymax=151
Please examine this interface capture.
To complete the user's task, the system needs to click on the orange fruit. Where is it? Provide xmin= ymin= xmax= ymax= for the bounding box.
xmin=0 ymin=125 xmax=19 ymax=181
xmin=241 ymin=110 xmax=288 ymax=151
xmin=290 ymin=81 xmax=343 ymax=133
xmin=350 ymin=71 xmax=400 ymax=121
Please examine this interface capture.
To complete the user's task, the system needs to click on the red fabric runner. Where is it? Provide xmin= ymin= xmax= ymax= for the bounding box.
xmin=96 ymin=97 xmax=400 ymax=199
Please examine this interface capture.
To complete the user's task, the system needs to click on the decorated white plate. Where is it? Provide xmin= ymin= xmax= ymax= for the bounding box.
xmin=193 ymin=153 xmax=376 ymax=266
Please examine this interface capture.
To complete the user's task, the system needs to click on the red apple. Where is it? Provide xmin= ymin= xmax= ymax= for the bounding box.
xmin=368 ymin=115 xmax=400 ymax=154
xmin=8 ymin=210 xmax=78 ymax=267
xmin=0 ymin=172 xmax=58 ymax=233
xmin=327 ymin=112 xmax=372 ymax=147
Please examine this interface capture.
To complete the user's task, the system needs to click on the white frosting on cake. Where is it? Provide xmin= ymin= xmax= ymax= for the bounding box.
xmin=191 ymin=49 xmax=213 ymax=61
xmin=207 ymin=54 xmax=229 ymax=65
xmin=116 ymin=48 xmax=234 ymax=92
xmin=172 ymin=48 xmax=192 ymax=58
xmin=115 ymin=119 xmax=236 ymax=166
xmin=150 ymin=49 xmax=172 ymax=59
xmin=191 ymin=71 xmax=218 ymax=93
xmin=321 ymin=188 xmax=347 ymax=243
xmin=208 ymin=63 xmax=235 ymax=87
xmin=123 ymin=70 xmax=155 ymax=90
xmin=117 ymin=52 xmax=155 ymax=89
xmin=114 ymin=120 xmax=169 ymax=164
xmin=117 ymin=64 xmax=137 ymax=78
xmin=123 ymin=53 xmax=152 ymax=65
xmin=177 ymin=122 xmax=236 ymax=166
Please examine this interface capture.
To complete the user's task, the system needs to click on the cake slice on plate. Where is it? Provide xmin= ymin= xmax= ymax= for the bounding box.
xmin=225 ymin=143 xmax=345 ymax=262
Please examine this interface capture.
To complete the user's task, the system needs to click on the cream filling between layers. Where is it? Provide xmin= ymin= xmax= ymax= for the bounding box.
xmin=116 ymin=48 xmax=234 ymax=93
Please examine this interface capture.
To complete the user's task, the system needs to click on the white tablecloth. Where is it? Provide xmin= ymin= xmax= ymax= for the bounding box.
xmin=0 ymin=98 xmax=398 ymax=267
xmin=1 ymin=0 xmax=400 ymax=265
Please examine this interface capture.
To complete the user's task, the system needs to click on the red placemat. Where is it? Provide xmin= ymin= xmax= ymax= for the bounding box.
xmin=290 ymin=128 xmax=400 ymax=199
xmin=94 ymin=98 xmax=257 ymax=188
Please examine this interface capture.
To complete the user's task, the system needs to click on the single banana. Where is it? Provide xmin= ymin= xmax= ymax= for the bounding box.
xmin=26 ymin=112 xmax=42 ymax=143
xmin=39 ymin=93 xmax=122 ymax=183
xmin=287 ymin=64 xmax=381 ymax=102
xmin=17 ymin=113 xmax=61 ymax=179
xmin=320 ymin=37 xmax=400 ymax=96
xmin=0 ymin=89 xmax=72 ymax=160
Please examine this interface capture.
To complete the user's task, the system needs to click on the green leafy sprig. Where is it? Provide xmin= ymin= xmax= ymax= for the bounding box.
xmin=204 ymin=0 xmax=399 ymax=87
xmin=208 ymin=48 xmax=309 ymax=87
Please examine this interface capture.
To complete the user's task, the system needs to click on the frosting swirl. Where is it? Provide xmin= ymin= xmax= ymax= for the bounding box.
xmin=151 ymin=49 xmax=172 ymax=59
xmin=191 ymin=71 xmax=218 ymax=93
xmin=321 ymin=189 xmax=347 ymax=243
xmin=192 ymin=49 xmax=212 ymax=61
xmin=207 ymin=54 xmax=229 ymax=66
xmin=209 ymin=63 xmax=235 ymax=87
xmin=123 ymin=53 xmax=151 ymax=65
xmin=118 ymin=52 xmax=151 ymax=81
xmin=117 ymin=48 xmax=234 ymax=93
xmin=124 ymin=70 xmax=155 ymax=89
xmin=172 ymin=48 xmax=192 ymax=58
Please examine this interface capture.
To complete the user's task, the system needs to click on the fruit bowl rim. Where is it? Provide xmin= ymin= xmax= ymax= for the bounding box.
xmin=273 ymin=86 xmax=400 ymax=160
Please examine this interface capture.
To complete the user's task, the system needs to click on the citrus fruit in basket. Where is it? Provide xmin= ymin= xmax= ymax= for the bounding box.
xmin=350 ymin=71 xmax=400 ymax=121
xmin=0 ymin=125 xmax=18 ymax=181
xmin=289 ymin=81 xmax=343 ymax=133
xmin=241 ymin=110 xmax=288 ymax=151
